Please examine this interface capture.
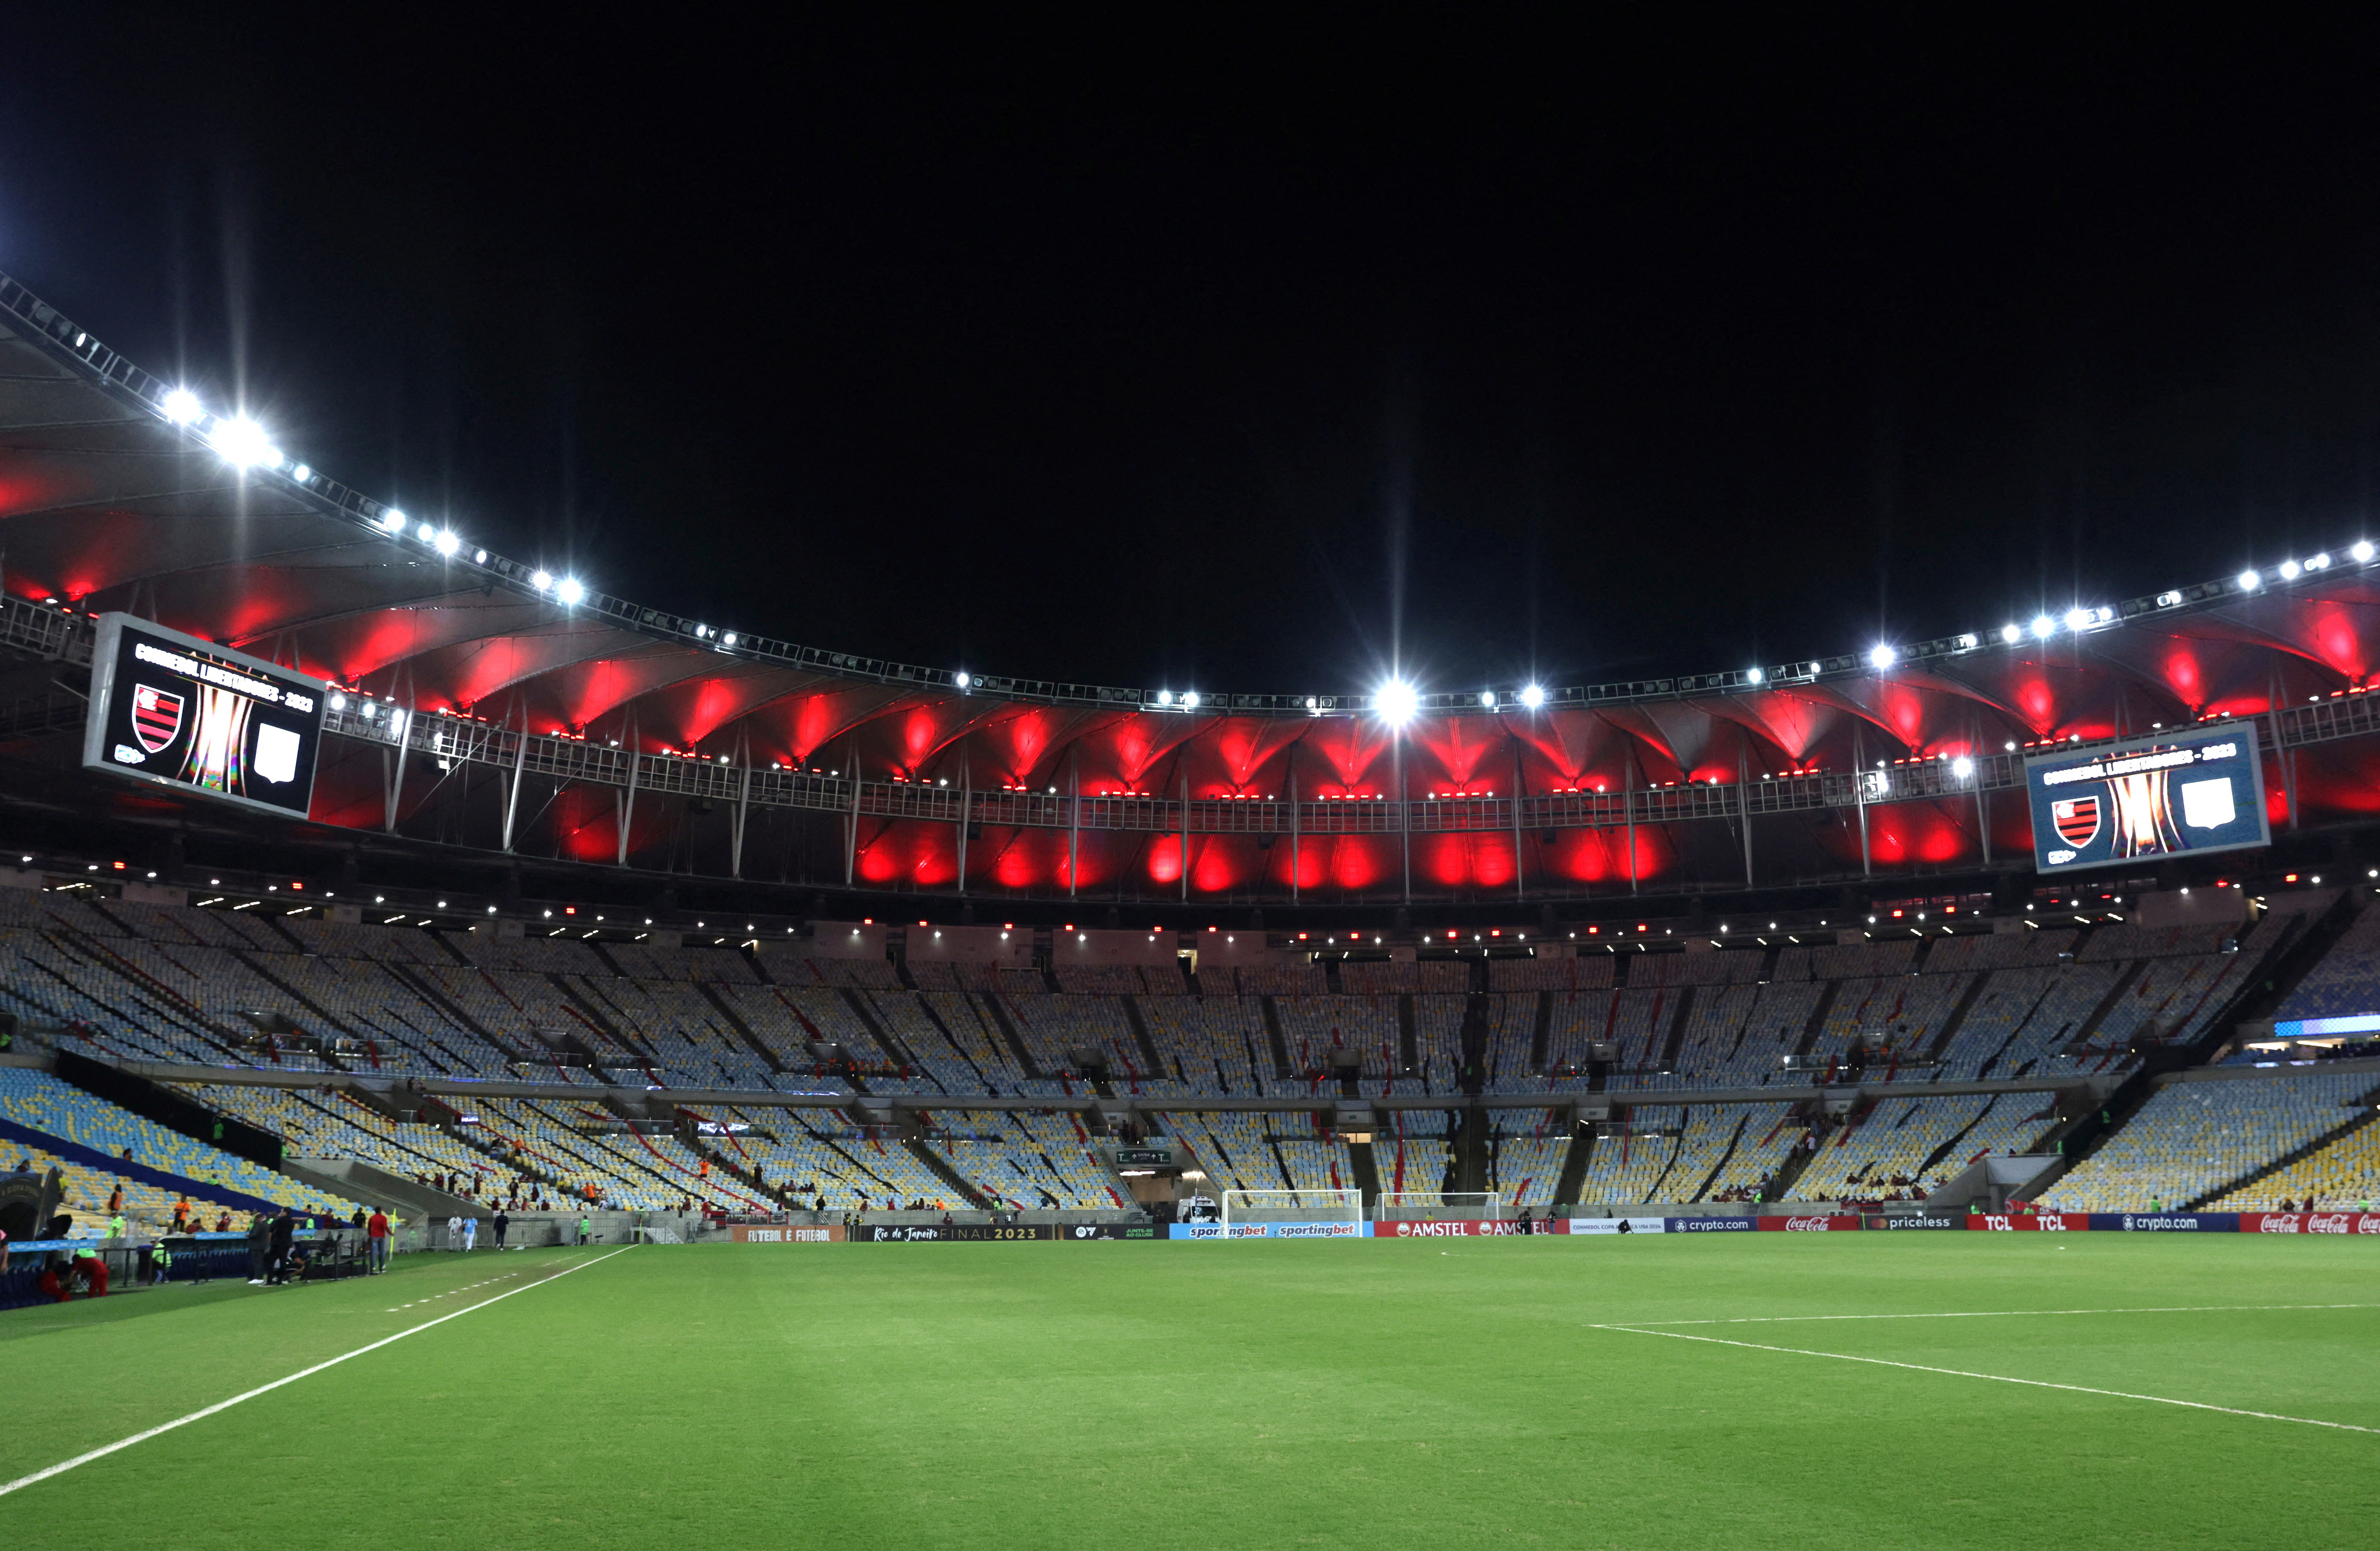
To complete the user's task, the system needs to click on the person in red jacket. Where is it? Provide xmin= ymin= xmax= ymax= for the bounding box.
xmin=366 ymin=1208 xmax=391 ymax=1274
xmin=72 ymin=1248 xmax=108 ymax=1297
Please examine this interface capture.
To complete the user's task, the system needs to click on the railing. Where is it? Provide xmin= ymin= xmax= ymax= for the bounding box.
xmin=0 ymin=262 xmax=2368 ymax=720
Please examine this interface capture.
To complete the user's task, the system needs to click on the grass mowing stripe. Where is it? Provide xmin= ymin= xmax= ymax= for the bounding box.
xmin=0 ymin=1246 xmax=634 ymax=1499
xmin=1624 ymin=1302 xmax=2380 ymax=1326
xmin=1592 ymin=1323 xmax=2380 ymax=1435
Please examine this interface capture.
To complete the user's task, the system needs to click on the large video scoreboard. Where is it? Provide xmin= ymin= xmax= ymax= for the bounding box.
xmin=82 ymin=613 xmax=326 ymax=819
xmin=2023 ymin=720 xmax=2269 ymax=874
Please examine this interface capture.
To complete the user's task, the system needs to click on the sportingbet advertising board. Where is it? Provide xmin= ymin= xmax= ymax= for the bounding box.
xmin=2024 ymin=720 xmax=2268 ymax=874
xmin=84 ymin=613 xmax=326 ymax=819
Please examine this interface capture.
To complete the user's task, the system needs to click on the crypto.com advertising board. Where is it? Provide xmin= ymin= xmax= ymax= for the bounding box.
xmin=2023 ymin=720 xmax=2269 ymax=874
xmin=83 ymin=612 xmax=325 ymax=819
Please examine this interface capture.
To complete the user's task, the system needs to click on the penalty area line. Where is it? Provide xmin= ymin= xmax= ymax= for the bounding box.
xmin=0 ymin=1245 xmax=635 ymax=1499
xmin=1589 ymin=1323 xmax=2380 ymax=1435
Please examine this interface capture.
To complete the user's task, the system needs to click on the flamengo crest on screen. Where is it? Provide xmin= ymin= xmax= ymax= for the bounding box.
xmin=2024 ymin=719 xmax=2271 ymax=873
xmin=81 ymin=612 xmax=326 ymax=820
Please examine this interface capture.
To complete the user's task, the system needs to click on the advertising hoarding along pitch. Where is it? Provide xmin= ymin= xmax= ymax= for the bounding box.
xmin=83 ymin=613 xmax=326 ymax=819
xmin=2023 ymin=720 xmax=2269 ymax=874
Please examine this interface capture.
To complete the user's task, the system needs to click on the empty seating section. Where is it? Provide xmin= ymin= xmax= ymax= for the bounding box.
xmin=1790 ymin=1095 xmax=1986 ymax=1200
xmin=177 ymin=1081 xmax=521 ymax=1199
xmin=2274 ymin=905 xmax=2380 ymax=1022
xmin=1485 ymin=1111 xmax=1566 ymax=1206
xmin=1275 ymin=994 xmax=1395 ymax=1082
xmin=1372 ymin=1109 xmax=1450 ymax=1196
xmin=2208 ymin=1110 xmax=2380 ymax=1210
xmin=2043 ymin=1070 xmax=2374 ymax=1211
xmin=0 ymin=1067 xmax=362 ymax=1223
xmin=1139 ymin=996 xmax=1271 ymax=1096
xmin=3 ymin=886 xmax=2371 ymax=1223
xmin=925 ymin=1110 xmax=1118 ymax=1209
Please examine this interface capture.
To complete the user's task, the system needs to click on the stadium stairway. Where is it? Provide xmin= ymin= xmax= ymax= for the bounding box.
xmin=2184 ymin=1078 xmax=2380 ymax=1208
xmin=907 ymin=1132 xmax=992 ymax=1208
xmin=1550 ymin=1121 xmax=1594 ymax=1203
xmin=284 ymin=1155 xmax=478 ymax=1220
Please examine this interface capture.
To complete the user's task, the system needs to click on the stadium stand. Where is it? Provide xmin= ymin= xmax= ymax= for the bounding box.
xmin=2042 ymin=1069 xmax=2377 ymax=1211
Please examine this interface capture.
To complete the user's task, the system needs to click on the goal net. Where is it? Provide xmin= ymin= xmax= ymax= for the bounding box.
xmin=1372 ymin=1191 xmax=1504 ymax=1222
xmin=1219 ymin=1188 xmax=1363 ymax=1236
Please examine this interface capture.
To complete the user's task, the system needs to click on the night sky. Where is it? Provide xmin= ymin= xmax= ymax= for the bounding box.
xmin=5 ymin=14 xmax=2377 ymax=702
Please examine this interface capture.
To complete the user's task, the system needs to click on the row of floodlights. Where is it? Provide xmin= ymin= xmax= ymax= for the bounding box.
xmin=158 ymin=387 xmax=586 ymax=608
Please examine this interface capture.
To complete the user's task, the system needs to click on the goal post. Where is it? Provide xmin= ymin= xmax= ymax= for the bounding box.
xmin=1372 ymin=1191 xmax=1504 ymax=1222
xmin=1218 ymin=1188 xmax=1363 ymax=1237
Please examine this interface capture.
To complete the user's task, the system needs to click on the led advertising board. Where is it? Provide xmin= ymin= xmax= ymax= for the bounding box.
xmin=82 ymin=613 xmax=325 ymax=819
xmin=2023 ymin=720 xmax=2268 ymax=874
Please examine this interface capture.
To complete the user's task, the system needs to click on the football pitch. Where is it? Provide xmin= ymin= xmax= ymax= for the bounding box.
xmin=3 ymin=1235 xmax=2375 ymax=1548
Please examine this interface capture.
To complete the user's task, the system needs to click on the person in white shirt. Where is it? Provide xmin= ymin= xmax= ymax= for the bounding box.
xmin=447 ymin=1214 xmax=462 ymax=1250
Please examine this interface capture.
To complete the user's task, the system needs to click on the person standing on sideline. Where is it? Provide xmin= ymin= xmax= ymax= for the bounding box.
xmin=107 ymin=1209 xmax=127 ymax=1242
xmin=267 ymin=1207 xmax=297 ymax=1285
xmin=366 ymin=1207 xmax=390 ymax=1274
xmin=246 ymin=1210 xmax=272 ymax=1284
xmin=447 ymin=1213 xmax=462 ymax=1251
xmin=577 ymin=1213 xmax=591 ymax=1246
xmin=460 ymin=1214 xmax=478 ymax=1253
xmin=493 ymin=1208 xmax=510 ymax=1252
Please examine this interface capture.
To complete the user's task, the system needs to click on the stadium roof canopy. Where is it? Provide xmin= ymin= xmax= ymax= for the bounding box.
xmin=4 ymin=271 xmax=2379 ymax=905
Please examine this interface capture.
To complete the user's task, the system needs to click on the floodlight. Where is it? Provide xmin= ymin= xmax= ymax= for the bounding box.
xmin=1374 ymin=679 xmax=1419 ymax=723
xmin=473 ymin=549 xmax=487 ymax=564
xmin=1479 ymin=690 xmax=1496 ymax=706
xmin=209 ymin=416 xmax=276 ymax=469
xmin=162 ymin=387 xmax=204 ymax=424
xmin=2356 ymin=541 xmax=2377 ymax=563
xmin=530 ymin=570 xmax=553 ymax=591
xmin=2000 ymin=623 xmax=2021 ymax=644
xmin=291 ymin=464 xmax=312 ymax=483
xmin=1182 ymin=691 xmax=1200 ymax=708
xmin=2238 ymin=569 xmax=2261 ymax=591
xmin=2308 ymin=553 xmax=2332 ymax=570
xmin=953 ymin=671 xmax=969 ymax=688
xmin=2279 ymin=559 xmax=2302 ymax=580
xmin=2064 ymin=607 xmax=2089 ymax=631
xmin=1951 ymin=755 xmax=1974 ymax=778
xmin=2031 ymin=615 xmax=2055 ymax=639
xmin=1156 ymin=689 xmax=1173 ymax=706
xmin=1744 ymin=667 xmax=1763 ymax=685
xmin=328 ymin=693 xmax=347 ymax=711
xmin=378 ymin=507 xmax=407 ymax=533
xmin=722 ymin=632 xmax=738 ymax=647
xmin=1867 ymin=644 xmax=1895 ymax=670
xmin=556 ymin=577 xmax=585 ymax=605
xmin=1520 ymin=683 xmax=1544 ymax=708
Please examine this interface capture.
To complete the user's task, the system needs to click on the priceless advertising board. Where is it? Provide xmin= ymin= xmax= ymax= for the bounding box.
xmin=2024 ymin=721 xmax=2268 ymax=874
xmin=729 ymin=1224 xmax=844 ymax=1243
xmin=1861 ymin=1215 xmax=1964 ymax=1230
xmin=83 ymin=613 xmax=326 ymax=818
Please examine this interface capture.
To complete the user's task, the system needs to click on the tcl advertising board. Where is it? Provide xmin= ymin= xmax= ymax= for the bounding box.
xmin=83 ymin=613 xmax=325 ymax=818
xmin=2024 ymin=721 xmax=2269 ymax=874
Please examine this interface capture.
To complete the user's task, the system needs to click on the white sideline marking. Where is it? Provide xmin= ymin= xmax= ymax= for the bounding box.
xmin=1620 ymin=1303 xmax=2380 ymax=1327
xmin=0 ymin=1248 xmax=633 ymax=1499
xmin=1591 ymin=1323 xmax=2380 ymax=1435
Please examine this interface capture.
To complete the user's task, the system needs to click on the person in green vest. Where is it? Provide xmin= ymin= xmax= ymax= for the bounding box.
xmin=150 ymin=1245 xmax=172 ymax=1286
xmin=107 ymin=1211 xmax=127 ymax=1241
xmin=578 ymin=1214 xmax=591 ymax=1246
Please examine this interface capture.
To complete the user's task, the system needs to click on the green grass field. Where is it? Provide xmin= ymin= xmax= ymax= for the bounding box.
xmin=3 ymin=1235 xmax=2376 ymax=1548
